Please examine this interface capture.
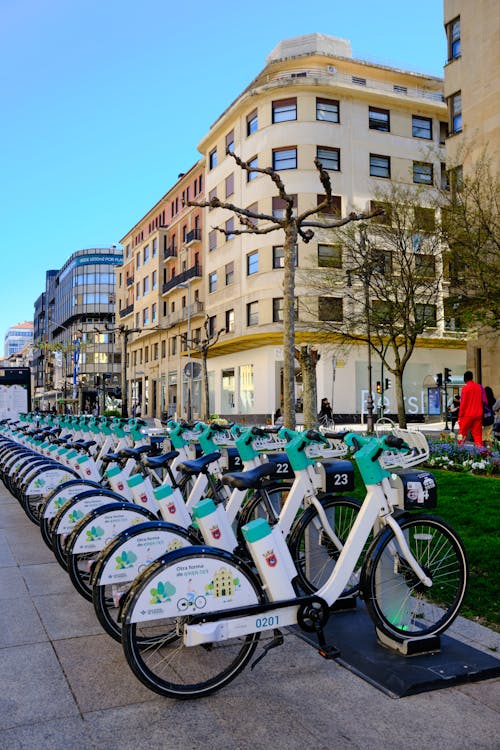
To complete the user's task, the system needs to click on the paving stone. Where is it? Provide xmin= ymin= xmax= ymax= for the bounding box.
xmin=0 ymin=595 xmax=47 ymax=647
xmin=21 ymin=561 xmax=75 ymax=596
xmin=0 ymin=565 xmax=28 ymax=598
xmin=0 ymin=642 xmax=78 ymax=731
xmin=33 ymin=591 xmax=103 ymax=640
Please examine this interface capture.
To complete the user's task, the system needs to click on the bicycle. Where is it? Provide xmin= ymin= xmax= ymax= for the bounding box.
xmin=118 ymin=428 xmax=468 ymax=699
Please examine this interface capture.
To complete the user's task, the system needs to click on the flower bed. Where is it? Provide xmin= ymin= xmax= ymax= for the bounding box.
xmin=426 ymin=433 xmax=500 ymax=475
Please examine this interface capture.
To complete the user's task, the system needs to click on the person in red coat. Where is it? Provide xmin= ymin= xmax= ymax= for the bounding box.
xmin=458 ymin=371 xmax=484 ymax=447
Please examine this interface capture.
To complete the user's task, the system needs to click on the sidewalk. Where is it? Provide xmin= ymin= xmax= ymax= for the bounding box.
xmin=1 ymin=479 xmax=499 ymax=750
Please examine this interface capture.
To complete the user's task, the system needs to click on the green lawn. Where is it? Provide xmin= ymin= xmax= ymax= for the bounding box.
xmin=346 ymin=466 xmax=499 ymax=631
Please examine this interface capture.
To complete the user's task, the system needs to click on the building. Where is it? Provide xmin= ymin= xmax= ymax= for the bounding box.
xmin=33 ymin=247 xmax=123 ymax=412
xmin=443 ymin=1 xmax=500 ymax=394
xmin=4 ymin=321 xmax=34 ymax=358
xmin=118 ymin=163 xmax=205 ymax=418
xmin=116 ymin=34 xmax=467 ymax=422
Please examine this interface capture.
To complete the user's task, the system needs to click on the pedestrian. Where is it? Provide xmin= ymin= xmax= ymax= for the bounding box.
xmin=135 ymin=402 xmax=142 ymax=418
xmin=318 ymin=397 xmax=333 ymax=427
xmin=274 ymin=408 xmax=284 ymax=425
xmin=448 ymin=393 xmax=461 ymax=432
xmin=458 ymin=371 xmax=484 ymax=447
xmin=482 ymin=386 xmax=496 ymax=445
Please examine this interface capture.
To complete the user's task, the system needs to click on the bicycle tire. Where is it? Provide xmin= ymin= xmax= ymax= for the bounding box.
xmin=121 ymin=546 xmax=265 ymax=699
xmin=362 ymin=514 xmax=468 ymax=639
xmin=288 ymin=496 xmax=370 ymax=597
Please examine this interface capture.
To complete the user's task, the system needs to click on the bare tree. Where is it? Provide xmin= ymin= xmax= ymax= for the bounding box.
xmin=184 ymin=315 xmax=225 ymax=422
xmin=300 ymin=184 xmax=444 ymax=428
xmin=188 ymin=153 xmax=382 ymax=428
xmin=440 ymin=152 xmax=500 ymax=332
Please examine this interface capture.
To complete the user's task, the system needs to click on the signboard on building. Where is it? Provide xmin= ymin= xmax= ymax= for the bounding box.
xmin=0 ymin=367 xmax=31 ymax=420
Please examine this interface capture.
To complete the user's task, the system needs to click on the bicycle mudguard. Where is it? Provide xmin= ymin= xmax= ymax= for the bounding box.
xmin=22 ymin=465 xmax=79 ymax=496
xmin=90 ymin=520 xmax=192 ymax=587
xmin=52 ymin=489 xmax=125 ymax=538
xmin=120 ymin=546 xmax=262 ymax=624
xmin=65 ymin=502 xmax=158 ymax=555
xmin=40 ymin=479 xmax=104 ymax=522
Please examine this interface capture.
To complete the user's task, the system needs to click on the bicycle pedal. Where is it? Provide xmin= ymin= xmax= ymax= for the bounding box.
xmin=318 ymin=644 xmax=340 ymax=660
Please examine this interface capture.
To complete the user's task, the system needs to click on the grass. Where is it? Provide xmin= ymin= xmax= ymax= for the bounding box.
xmin=346 ymin=466 xmax=499 ymax=631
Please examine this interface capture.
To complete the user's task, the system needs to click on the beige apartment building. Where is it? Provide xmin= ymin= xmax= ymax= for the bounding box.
xmin=443 ymin=1 xmax=500 ymax=393
xmin=117 ymin=33 xmax=467 ymax=422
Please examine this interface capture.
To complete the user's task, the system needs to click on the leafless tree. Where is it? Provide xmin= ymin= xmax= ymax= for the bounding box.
xmin=188 ymin=153 xmax=382 ymax=428
xmin=183 ymin=315 xmax=225 ymax=422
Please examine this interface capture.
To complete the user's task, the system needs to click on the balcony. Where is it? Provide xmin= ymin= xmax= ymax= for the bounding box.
xmin=126 ymin=275 xmax=134 ymax=286
xmin=185 ymin=228 xmax=201 ymax=246
xmin=162 ymin=264 xmax=202 ymax=294
xmin=164 ymin=246 xmax=177 ymax=261
xmin=164 ymin=300 xmax=205 ymax=328
xmin=119 ymin=303 xmax=134 ymax=319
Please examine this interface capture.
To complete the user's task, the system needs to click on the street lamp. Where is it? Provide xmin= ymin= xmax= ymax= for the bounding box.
xmin=347 ymin=248 xmax=375 ymax=433
xmin=178 ymin=280 xmax=192 ymax=421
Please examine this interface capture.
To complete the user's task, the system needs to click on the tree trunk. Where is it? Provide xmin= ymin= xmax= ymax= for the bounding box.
xmin=282 ymin=224 xmax=298 ymax=429
xmin=201 ymin=352 xmax=210 ymax=422
xmin=298 ymin=346 xmax=318 ymax=429
xmin=394 ymin=370 xmax=407 ymax=428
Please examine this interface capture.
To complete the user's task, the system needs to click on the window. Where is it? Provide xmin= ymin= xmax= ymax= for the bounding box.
xmin=135 ymin=282 xmax=140 ymax=299
xmin=272 ymin=97 xmax=297 ymax=123
xmin=143 ymin=307 xmax=149 ymax=326
xmin=316 ymin=146 xmax=340 ymax=171
xmin=414 ymin=207 xmax=436 ymax=232
xmin=225 ymin=173 xmax=234 ymax=198
xmin=247 ymin=109 xmax=258 ymax=135
xmin=370 ymin=154 xmax=391 ymax=178
xmin=319 ymin=297 xmax=343 ymax=322
xmin=152 ymin=238 xmax=157 ymax=257
xmin=413 ymin=161 xmax=434 ymax=185
xmin=247 ymin=251 xmax=258 ymax=275
xmin=318 ymin=244 xmax=342 ymax=268
xmin=247 ymin=301 xmax=258 ymax=326
xmin=352 ymin=76 xmax=366 ymax=86
xmin=371 ymin=249 xmax=392 ymax=275
xmin=316 ymin=97 xmax=339 ymax=123
xmin=143 ymin=244 xmax=149 ymax=263
xmin=225 ymin=309 xmax=234 ymax=333
xmin=272 ymin=194 xmax=297 ymax=219
xmin=440 ymin=162 xmax=450 ymax=191
xmin=272 ymin=298 xmax=283 ymax=323
xmin=247 ymin=156 xmax=258 ymax=181
xmin=225 ymin=217 xmax=234 ymax=240
xmin=246 ymin=202 xmax=258 ymax=226
xmin=209 ymin=148 xmax=217 ymax=170
xmin=272 ymin=147 xmax=297 ymax=170
xmin=225 ymin=129 xmax=234 ymax=153
xmin=208 ymin=229 xmax=217 ymax=252
xmin=152 ymin=270 xmax=157 ymax=290
xmin=208 ymin=316 xmax=216 ymax=337
xmin=446 ymin=16 xmax=461 ymax=60
xmin=151 ymin=303 xmax=157 ymax=323
xmin=393 ymin=84 xmax=407 ymax=94
xmin=439 ymin=121 xmax=448 ymax=145
xmin=412 ymin=115 xmax=432 ymax=140
xmin=317 ymin=194 xmax=342 ymax=215
xmin=369 ymin=107 xmax=390 ymax=132
xmin=171 ymin=336 xmax=177 ymax=356
xmin=272 ymin=245 xmax=297 ymax=268
xmin=208 ymin=272 xmax=217 ymax=293
xmin=143 ymin=276 xmax=149 ymax=295
xmin=225 ymin=261 xmax=234 ymax=285
xmin=208 ymin=187 xmax=217 ymax=210
xmin=416 ymin=303 xmax=437 ymax=328
xmin=136 ymin=253 xmax=141 ymax=269
xmin=414 ymin=254 xmax=436 ymax=277
xmin=449 ymin=92 xmax=462 ymax=133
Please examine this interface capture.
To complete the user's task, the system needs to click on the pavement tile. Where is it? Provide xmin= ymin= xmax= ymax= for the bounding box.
xmin=34 ymin=591 xmax=104 ymax=640
xmin=53 ymin=633 xmax=157 ymax=713
xmin=21 ymin=561 xmax=76 ymax=596
xmin=0 ymin=642 xmax=78 ymax=731
xmin=5 ymin=525 xmax=54 ymax=565
xmin=0 ymin=530 xmax=17 ymax=567
xmin=0 ymin=595 xmax=47 ymax=647
xmin=0 ymin=717 xmax=95 ymax=750
xmin=0 ymin=565 xmax=28 ymax=599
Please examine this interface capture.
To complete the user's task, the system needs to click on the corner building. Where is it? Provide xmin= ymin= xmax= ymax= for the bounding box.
xmin=197 ymin=33 xmax=465 ymax=422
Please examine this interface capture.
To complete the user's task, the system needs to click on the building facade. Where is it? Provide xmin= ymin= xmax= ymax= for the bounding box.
xmin=4 ymin=322 xmax=34 ymax=358
xmin=443 ymin=1 xmax=500 ymax=394
xmin=33 ymin=247 xmax=123 ymax=412
xmin=116 ymin=34 xmax=467 ymax=422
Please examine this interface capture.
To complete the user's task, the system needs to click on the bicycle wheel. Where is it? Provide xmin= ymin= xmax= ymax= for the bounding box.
xmin=121 ymin=547 xmax=265 ymax=699
xmin=362 ymin=514 xmax=468 ymax=639
xmin=288 ymin=496 xmax=370 ymax=597
xmin=237 ymin=483 xmax=291 ymax=528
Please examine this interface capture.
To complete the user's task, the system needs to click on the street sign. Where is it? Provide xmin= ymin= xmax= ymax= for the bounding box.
xmin=184 ymin=361 xmax=201 ymax=379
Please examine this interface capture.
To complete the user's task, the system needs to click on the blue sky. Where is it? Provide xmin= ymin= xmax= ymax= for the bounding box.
xmin=0 ymin=0 xmax=445 ymax=339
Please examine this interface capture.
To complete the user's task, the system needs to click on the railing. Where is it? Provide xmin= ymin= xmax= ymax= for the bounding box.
xmin=119 ymin=303 xmax=134 ymax=319
xmin=164 ymin=246 xmax=177 ymax=260
xmin=164 ymin=300 xmax=205 ymax=328
xmin=162 ymin=264 xmax=202 ymax=294
xmin=185 ymin=228 xmax=201 ymax=245
xmin=268 ymin=66 xmax=444 ymax=103
xmin=126 ymin=276 xmax=134 ymax=286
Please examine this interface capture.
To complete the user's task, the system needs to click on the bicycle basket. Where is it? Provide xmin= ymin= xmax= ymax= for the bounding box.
xmin=379 ymin=428 xmax=429 ymax=469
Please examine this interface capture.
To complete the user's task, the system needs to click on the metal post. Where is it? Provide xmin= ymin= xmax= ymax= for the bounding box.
xmin=186 ymin=281 xmax=192 ymax=422
xmin=364 ymin=271 xmax=374 ymax=434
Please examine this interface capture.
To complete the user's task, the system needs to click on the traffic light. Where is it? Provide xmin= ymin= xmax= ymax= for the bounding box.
xmin=376 ymin=381 xmax=381 ymax=394
xmin=444 ymin=367 xmax=452 ymax=383
xmin=436 ymin=373 xmax=443 ymax=387
xmin=385 ymin=378 xmax=391 ymax=390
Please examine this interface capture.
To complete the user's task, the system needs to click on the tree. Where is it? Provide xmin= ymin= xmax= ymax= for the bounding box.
xmin=299 ymin=184 xmax=444 ymax=428
xmin=184 ymin=315 xmax=225 ymax=422
xmin=188 ymin=154 xmax=382 ymax=428
xmin=440 ymin=152 xmax=500 ymax=332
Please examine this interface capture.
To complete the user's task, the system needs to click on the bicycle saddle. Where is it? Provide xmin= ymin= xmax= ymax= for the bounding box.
xmin=177 ymin=451 xmax=221 ymax=475
xmin=221 ymin=462 xmax=278 ymax=490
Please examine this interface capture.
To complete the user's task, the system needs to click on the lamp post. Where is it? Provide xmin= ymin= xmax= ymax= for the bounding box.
xmin=118 ymin=326 xmax=142 ymax=418
xmin=178 ymin=280 xmax=192 ymax=421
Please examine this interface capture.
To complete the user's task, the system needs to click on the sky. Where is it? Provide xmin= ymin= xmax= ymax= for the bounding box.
xmin=0 ymin=0 xmax=446 ymax=340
